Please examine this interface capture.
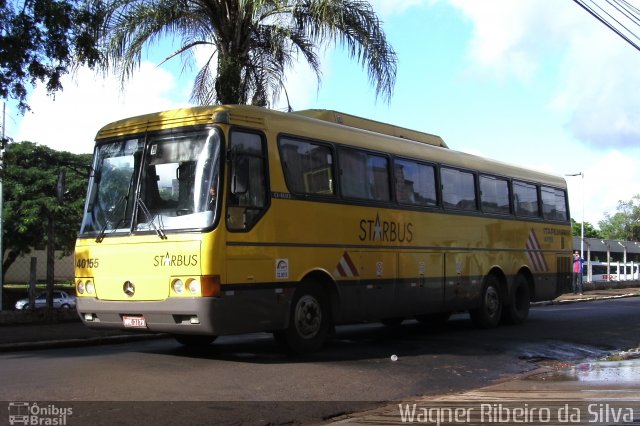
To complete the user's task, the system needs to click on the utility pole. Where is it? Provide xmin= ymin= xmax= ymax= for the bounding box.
xmin=1 ymin=103 xmax=5 ymax=311
xmin=566 ymin=172 xmax=585 ymax=258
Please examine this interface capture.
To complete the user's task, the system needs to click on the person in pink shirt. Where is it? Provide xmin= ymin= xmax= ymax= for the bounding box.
xmin=572 ymin=250 xmax=584 ymax=295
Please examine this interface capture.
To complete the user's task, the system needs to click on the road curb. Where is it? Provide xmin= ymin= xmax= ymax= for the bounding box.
xmin=0 ymin=333 xmax=167 ymax=353
xmin=532 ymin=291 xmax=640 ymax=307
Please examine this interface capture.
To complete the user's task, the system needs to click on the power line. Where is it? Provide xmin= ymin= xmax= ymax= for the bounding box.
xmin=573 ymin=0 xmax=640 ymax=52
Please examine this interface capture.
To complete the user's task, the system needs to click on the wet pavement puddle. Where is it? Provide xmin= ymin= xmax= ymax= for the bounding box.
xmin=524 ymin=344 xmax=640 ymax=385
xmin=570 ymin=359 xmax=640 ymax=383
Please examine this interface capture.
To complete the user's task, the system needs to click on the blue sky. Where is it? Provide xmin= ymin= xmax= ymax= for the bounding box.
xmin=6 ymin=0 xmax=640 ymax=227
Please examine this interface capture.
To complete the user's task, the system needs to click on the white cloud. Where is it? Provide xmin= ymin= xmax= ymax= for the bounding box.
xmin=445 ymin=0 xmax=640 ymax=150
xmin=13 ymin=62 xmax=191 ymax=153
xmin=553 ymin=36 xmax=640 ymax=149
xmin=566 ymin=149 xmax=640 ymax=226
xmin=369 ymin=0 xmax=432 ymax=17
xmin=448 ymin=0 xmax=545 ymax=81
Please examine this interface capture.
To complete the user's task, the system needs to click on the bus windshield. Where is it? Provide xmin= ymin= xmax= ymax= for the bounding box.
xmin=80 ymin=128 xmax=222 ymax=237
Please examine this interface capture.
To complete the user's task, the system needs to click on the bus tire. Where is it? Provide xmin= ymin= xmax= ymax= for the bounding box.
xmin=503 ymin=274 xmax=530 ymax=325
xmin=173 ymin=334 xmax=217 ymax=347
xmin=470 ymin=275 xmax=503 ymax=329
xmin=275 ymin=282 xmax=330 ymax=355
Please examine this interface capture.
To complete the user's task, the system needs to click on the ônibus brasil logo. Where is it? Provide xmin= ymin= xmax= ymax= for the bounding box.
xmin=8 ymin=402 xmax=73 ymax=425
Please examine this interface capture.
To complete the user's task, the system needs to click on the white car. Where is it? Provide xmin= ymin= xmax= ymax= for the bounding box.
xmin=15 ymin=291 xmax=77 ymax=310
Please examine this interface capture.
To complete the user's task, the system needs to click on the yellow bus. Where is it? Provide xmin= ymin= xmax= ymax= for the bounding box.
xmin=74 ymin=105 xmax=572 ymax=353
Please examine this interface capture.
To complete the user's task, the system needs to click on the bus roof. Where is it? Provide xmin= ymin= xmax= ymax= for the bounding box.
xmin=95 ymin=105 xmax=447 ymax=148
xmin=95 ymin=104 xmax=565 ymax=188
xmin=291 ymin=109 xmax=448 ymax=148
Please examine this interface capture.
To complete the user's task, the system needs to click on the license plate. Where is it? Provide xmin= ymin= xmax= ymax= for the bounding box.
xmin=123 ymin=315 xmax=147 ymax=328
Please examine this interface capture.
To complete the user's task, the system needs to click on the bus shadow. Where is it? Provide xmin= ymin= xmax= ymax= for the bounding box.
xmin=150 ymin=314 xmax=525 ymax=364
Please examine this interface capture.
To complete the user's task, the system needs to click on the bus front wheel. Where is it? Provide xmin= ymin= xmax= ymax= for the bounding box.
xmin=470 ymin=275 xmax=503 ymax=329
xmin=274 ymin=283 xmax=330 ymax=355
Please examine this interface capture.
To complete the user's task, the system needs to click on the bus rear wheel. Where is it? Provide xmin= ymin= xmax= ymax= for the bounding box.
xmin=470 ymin=275 xmax=503 ymax=329
xmin=502 ymin=274 xmax=530 ymax=324
xmin=173 ymin=334 xmax=217 ymax=347
xmin=274 ymin=283 xmax=330 ymax=355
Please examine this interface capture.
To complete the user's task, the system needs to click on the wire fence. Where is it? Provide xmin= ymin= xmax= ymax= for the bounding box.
xmin=4 ymin=250 xmax=74 ymax=283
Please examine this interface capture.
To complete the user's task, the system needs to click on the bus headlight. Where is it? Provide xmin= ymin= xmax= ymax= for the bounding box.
xmin=187 ymin=279 xmax=200 ymax=294
xmin=77 ymin=279 xmax=95 ymax=295
xmin=171 ymin=275 xmax=220 ymax=297
xmin=172 ymin=279 xmax=185 ymax=294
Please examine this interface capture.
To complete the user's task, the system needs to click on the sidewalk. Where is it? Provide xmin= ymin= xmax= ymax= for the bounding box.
xmin=331 ymin=360 xmax=640 ymax=425
xmin=0 ymin=315 xmax=164 ymax=352
xmin=539 ymin=286 xmax=640 ymax=305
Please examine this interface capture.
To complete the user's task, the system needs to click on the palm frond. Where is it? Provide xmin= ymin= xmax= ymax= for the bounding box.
xmin=98 ymin=0 xmax=396 ymax=105
xmin=191 ymin=51 xmax=217 ymax=104
xmin=290 ymin=0 xmax=397 ymax=102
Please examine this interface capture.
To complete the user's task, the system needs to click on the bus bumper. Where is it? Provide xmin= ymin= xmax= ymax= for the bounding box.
xmin=76 ymin=294 xmax=290 ymax=336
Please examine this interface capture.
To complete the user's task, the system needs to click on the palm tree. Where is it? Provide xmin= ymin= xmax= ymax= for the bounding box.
xmin=100 ymin=0 xmax=397 ymax=107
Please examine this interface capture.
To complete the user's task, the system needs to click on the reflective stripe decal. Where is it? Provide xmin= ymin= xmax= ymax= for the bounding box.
xmin=334 ymin=251 xmax=359 ymax=278
xmin=526 ymin=229 xmax=549 ymax=272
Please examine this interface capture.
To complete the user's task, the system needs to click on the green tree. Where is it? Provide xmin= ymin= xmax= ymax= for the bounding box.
xmin=100 ymin=0 xmax=397 ymax=106
xmin=571 ymin=218 xmax=602 ymax=239
xmin=598 ymin=194 xmax=640 ymax=241
xmin=0 ymin=0 xmax=104 ymax=112
xmin=1 ymin=141 xmax=90 ymax=283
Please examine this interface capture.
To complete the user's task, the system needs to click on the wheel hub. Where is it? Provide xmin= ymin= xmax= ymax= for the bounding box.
xmin=485 ymin=287 xmax=499 ymax=316
xmin=295 ymin=295 xmax=322 ymax=339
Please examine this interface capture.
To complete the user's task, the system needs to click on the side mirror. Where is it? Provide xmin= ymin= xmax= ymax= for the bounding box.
xmin=56 ymin=170 xmax=66 ymax=204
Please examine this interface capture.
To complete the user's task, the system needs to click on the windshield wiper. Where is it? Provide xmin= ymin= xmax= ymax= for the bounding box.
xmin=136 ymin=198 xmax=167 ymax=240
xmin=95 ymin=195 xmax=129 ymax=243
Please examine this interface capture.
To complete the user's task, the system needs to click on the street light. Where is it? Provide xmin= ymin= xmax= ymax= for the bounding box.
xmin=565 ymin=172 xmax=584 ymax=259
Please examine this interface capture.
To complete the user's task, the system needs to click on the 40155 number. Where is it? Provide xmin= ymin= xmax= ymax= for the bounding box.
xmin=76 ymin=258 xmax=99 ymax=269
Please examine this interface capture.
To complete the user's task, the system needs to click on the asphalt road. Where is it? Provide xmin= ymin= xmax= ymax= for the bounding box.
xmin=1 ymin=297 xmax=639 ymax=425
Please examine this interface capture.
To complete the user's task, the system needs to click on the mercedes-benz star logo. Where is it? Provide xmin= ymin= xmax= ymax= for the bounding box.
xmin=123 ymin=281 xmax=135 ymax=297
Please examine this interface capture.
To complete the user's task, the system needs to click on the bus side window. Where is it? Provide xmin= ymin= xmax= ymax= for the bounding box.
xmin=394 ymin=159 xmax=437 ymax=207
xmin=441 ymin=167 xmax=477 ymax=211
xmin=279 ymin=137 xmax=334 ymax=195
xmin=513 ymin=180 xmax=540 ymax=217
xmin=542 ymin=186 xmax=568 ymax=221
xmin=479 ymin=175 xmax=510 ymax=214
xmin=227 ymin=130 xmax=269 ymax=231
xmin=339 ymin=148 xmax=390 ymax=202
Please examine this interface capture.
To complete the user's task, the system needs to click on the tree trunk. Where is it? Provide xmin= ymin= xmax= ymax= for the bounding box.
xmin=46 ymin=212 xmax=55 ymax=310
xmin=215 ymin=55 xmax=244 ymax=104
